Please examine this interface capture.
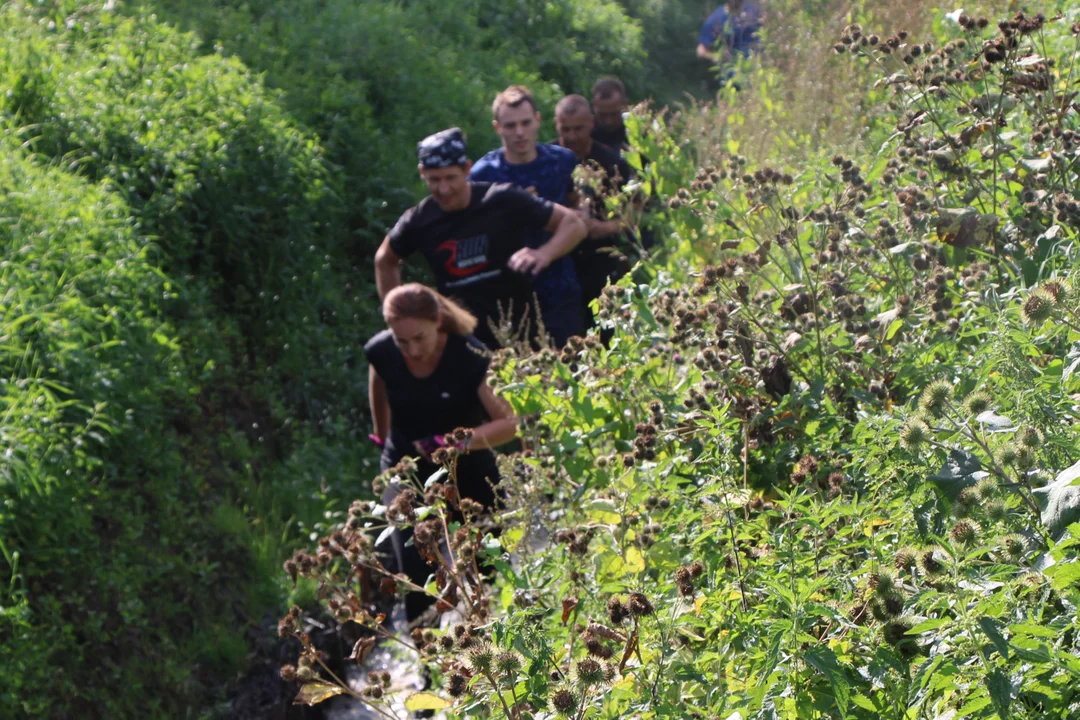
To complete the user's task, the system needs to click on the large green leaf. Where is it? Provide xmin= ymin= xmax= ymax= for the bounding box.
xmin=803 ymin=646 xmax=850 ymax=716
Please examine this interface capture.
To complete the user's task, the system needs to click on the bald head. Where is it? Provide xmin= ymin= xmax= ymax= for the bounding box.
xmin=555 ymin=94 xmax=592 ymax=119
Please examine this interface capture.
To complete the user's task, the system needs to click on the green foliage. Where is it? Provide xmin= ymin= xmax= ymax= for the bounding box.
xmin=289 ymin=9 xmax=1080 ymax=719
xmin=0 ymin=2 xmax=373 ymax=715
xmin=134 ymin=0 xmax=658 ymax=242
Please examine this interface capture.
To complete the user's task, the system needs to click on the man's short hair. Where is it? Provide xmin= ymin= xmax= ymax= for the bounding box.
xmin=555 ymin=94 xmax=592 ymax=117
xmin=591 ymin=77 xmax=627 ymax=101
xmin=492 ymin=85 xmax=537 ymax=120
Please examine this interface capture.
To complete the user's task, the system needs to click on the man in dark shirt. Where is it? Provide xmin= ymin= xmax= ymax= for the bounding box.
xmin=469 ymin=85 xmax=584 ymax=348
xmin=590 ymin=77 xmax=630 ymax=152
xmin=697 ymin=1 xmax=763 ymax=66
xmin=374 ymin=128 xmax=586 ymax=349
xmin=553 ymin=94 xmax=634 ymax=323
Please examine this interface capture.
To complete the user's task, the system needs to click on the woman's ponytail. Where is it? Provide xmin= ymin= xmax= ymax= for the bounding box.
xmin=383 ymin=283 xmax=477 ymax=336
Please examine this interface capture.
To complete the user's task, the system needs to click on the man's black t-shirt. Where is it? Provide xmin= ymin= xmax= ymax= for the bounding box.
xmin=364 ymin=330 xmax=492 ymax=465
xmin=580 ymin=141 xmax=633 ymax=199
xmin=387 ymin=182 xmax=555 ymax=348
xmin=592 ymin=124 xmax=629 ymax=152
xmin=557 ymin=139 xmax=635 ymax=302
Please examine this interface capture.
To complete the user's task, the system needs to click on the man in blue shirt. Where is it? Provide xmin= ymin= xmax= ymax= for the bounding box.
xmin=470 ymin=85 xmax=583 ymax=348
xmin=697 ymin=0 xmax=763 ymax=65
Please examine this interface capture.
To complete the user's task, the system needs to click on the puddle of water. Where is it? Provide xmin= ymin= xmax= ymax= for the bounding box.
xmin=326 ymin=506 xmax=552 ymax=719
xmin=325 ymin=604 xmax=446 ymax=720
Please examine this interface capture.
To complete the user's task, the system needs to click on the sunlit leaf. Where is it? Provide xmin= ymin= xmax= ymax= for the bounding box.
xmin=293 ymin=680 xmax=345 ymax=706
xmin=404 ymin=692 xmax=453 ymax=711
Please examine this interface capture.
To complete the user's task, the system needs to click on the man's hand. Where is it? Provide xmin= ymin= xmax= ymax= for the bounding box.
xmin=508 ymin=246 xmax=553 ymax=276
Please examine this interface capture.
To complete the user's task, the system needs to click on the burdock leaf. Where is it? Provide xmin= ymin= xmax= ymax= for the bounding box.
xmin=1033 ymin=459 xmax=1080 ymax=537
xmin=1021 ymin=157 xmax=1051 ymax=172
xmin=294 ymin=680 xmax=345 ymax=706
xmin=974 ymin=411 xmax=1014 ymax=430
xmin=928 ymin=449 xmax=982 ymax=500
xmin=404 ymin=692 xmax=453 ymax=711
xmin=977 ymin=617 xmax=1010 ymax=661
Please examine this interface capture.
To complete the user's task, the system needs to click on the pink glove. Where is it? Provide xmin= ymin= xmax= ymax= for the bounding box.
xmin=414 ymin=435 xmax=448 ymax=456
xmin=368 ymin=433 xmax=385 ymax=449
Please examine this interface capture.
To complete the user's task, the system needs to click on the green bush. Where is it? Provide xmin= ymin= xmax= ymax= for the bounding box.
xmin=284 ymin=9 xmax=1080 ymax=719
xmin=0 ymin=2 xmax=370 ymax=715
xmin=133 ymin=0 xmax=664 ymax=241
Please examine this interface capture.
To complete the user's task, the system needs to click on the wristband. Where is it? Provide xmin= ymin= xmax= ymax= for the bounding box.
xmin=368 ymin=433 xmax=385 ymax=449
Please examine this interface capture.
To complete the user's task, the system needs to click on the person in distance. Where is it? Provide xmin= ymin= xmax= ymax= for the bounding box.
xmin=590 ymin=77 xmax=631 ymax=152
xmin=697 ymin=0 xmax=763 ymax=74
xmin=365 ymin=282 xmax=517 ymax=623
xmin=375 ymin=127 xmax=586 ymax=349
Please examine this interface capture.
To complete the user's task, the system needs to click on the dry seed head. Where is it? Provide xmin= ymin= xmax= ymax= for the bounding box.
xmin=894 ymin=547 xmax=918 ymax=570
xmin=1000 ymin=533 xmax=1027 ymax=561
xmin=572 ymin=658 xmax=606 ymax=688
xmin=1020 ymin=289 xmax=1055 ymax=325
xmin=447 ymin=672 xmax=469 ymax=697
xmin=550 ymin=686 xmax=578 ymax=714
xmin=919 ymin=547 xmax=947 ymax=576
xmin=628 ymin=592 xmax=655 ymax=617
xmin=950 ymin=519 xmax=979 ymax=545
xmin=607 ymin=597 xmax=630 ymax=625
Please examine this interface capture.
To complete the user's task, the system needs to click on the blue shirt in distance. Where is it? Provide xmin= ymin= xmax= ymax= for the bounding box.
xmin=699 ymin=2 xmax=762 ymax=57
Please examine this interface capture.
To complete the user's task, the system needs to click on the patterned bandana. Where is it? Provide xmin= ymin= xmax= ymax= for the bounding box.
xmin=418 ymin=128 xmax=469 ymax=169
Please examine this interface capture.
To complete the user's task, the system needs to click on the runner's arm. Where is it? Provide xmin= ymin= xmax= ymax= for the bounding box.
xmin=540 ymin=203 xmax=587 ymax=260
xmin=374 ymin=236 xmax=402 ymax=299
xmin=507 ymin=203 xmax=586 ymax=276
xmin=369 ymin=366 xmax=391 ymax=442
xmin=467 ymin=379 xmax=518 ymax=450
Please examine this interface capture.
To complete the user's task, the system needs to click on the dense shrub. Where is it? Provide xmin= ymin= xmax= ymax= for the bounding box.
xmin=0 ymin=2 xmax=369 ymax=715
xmin=284 ymin=9 xmax=1080 ymax=719
xmin=134 ymin=0 xmax=696 ymax=243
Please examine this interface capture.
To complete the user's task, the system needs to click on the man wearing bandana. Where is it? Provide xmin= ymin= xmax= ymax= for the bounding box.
xmin=375 ymin=128 xmax=586 ymax=349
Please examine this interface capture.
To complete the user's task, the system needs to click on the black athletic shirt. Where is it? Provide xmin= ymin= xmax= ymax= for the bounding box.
xmin=592 ymin=124 xmax=629 ymax=152
xmin=387 ymin=182 xmax=555 ymax=348
xmin=364 ymin=329 xmax=492 ymax=465
xmin=578 ymin=141 xmax=633 ymax=201
xmin=556 ymin=140 xmax=635 ymax=300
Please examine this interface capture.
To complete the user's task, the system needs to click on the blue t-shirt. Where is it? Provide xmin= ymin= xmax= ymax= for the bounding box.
xmin=469 ymin=143 xmax=580 ymax=297
xmin=699 ymin=2 xmax=762 ymax=57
